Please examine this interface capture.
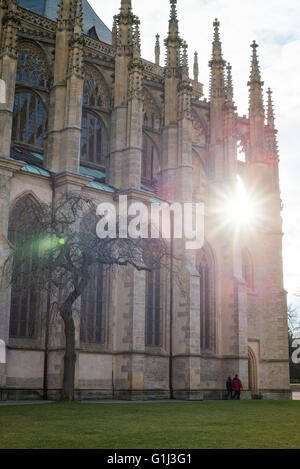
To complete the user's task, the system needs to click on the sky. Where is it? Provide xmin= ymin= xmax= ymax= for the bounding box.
xmin=89 ymin=0 xmax=300 ymax=313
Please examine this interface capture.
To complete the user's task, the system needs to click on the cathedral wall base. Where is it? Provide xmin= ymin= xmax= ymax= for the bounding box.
xmin=0 ymin=387 xmax=292 ymax=402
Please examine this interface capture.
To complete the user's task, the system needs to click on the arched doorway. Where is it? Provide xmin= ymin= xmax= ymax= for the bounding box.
xmin=248 ymin=346 xmax=258 ymax=394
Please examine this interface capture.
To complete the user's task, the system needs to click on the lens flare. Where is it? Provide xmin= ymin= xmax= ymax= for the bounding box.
xmin=226 ymin=176 xmax=255 ymax=226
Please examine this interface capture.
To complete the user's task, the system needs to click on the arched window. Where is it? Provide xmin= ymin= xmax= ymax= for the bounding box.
xmin=12 ymin=91 xmax=47 ymax=149
xmin=192 ymin=119 xmax=207 ymax=146
xmin=142 ymin=134 xmax=160 ymax=185
xmin=242 ymin=248 xmax=254 ymax=290
xmin=16 ymin=46 xmax=50 ymax=89
xmin=80 ymin=263 xmax=105 ymax=344
xmin=143 ymin=114 xmax=149 ymax=128
xmin=143 ymin=88 xmax=161 ymax=131
xmin=8 ymin=195 xmax=41 ymax=339
xmin=83 ymin=68 xmax=109 ymax=109
xmin=13 ymin=45 xmax=49 ymax=150
xmin=81 ymin=66 xmax=110 ymax=166
xmin=80 ymin=214 xmax=106 ymax=344
xmin=81 ymin=111 xmax=106 ymax=165
xmin=145 ymin=268 xmax=162 ymax=347
xmin=197 ymin=248 xmax=215 ymax=352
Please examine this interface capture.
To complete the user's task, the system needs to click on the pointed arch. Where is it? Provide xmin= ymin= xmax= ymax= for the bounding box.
xmin=143 ymin=87 xmax=162 ymax=131
xmin=83 ymin=64 xmax=111 ymax=109
xmin=248 ymin=346 xmax=258 ymax=393
xmin=192 ymin=109 xmax=209 ymax=146
xmin=81 ymin=110 xmax=108 ymax=167
xmin=8 ymin=194 xmax=42 ymax=339
xmin=16 ymin=41 xmax=51 ymax=89
xmin=197 ymin=243 xmax=216 ymax=352
xmin=142 ymin=132 xmax=161 ymax=185
xmin=80 ymin=212 xmax=108 ymax=345
xmin=12 ymin=89 xmax=48 ymax=149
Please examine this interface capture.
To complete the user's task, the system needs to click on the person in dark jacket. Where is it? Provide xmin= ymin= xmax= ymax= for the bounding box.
xmin=232 ymin=374 xmax=243 ymax=400
xmin=226 ymin=376 xmax=233 ymax=400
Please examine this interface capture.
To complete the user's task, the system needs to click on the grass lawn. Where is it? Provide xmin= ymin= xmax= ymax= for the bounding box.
xmin=0 ymin=400 xmax=300 ymax=449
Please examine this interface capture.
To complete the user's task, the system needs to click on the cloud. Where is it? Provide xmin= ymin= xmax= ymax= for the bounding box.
xmin=89 ymin=0 xmax=300 ymax=308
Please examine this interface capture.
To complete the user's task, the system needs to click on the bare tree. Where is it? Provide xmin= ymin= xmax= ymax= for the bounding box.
xmin=3 ymin=192 xmax=175 ymax=401
xmin=288 ymin=303 xmax=300 ymax=338
xmin=287 ymin=303 xmax=300 ymax=383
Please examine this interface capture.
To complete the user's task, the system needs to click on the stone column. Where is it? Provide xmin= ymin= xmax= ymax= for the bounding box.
xmin=44 ymin=0 xmax=84 ymax=173
xmin=113 ymin=263 xmax=146 ymax=399
xmin=0 ymin=4 xmax=19 ymax=158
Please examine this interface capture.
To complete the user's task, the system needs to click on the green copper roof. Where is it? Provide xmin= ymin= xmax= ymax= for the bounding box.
xmin=79 ymin=165 xmax=106 ymax=180
xmin=21 ymin=164 xmax=51 ymax=178
xmin=87 ymin=181 xmax=115 ymax=193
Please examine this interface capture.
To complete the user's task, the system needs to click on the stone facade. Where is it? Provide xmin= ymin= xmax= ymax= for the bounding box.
xmin=0 ymin=0 xmax=291 ymax=401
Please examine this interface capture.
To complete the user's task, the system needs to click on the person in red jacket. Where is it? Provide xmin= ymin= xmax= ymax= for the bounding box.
xmin=232 ymin=374 xmax=243 ymax=400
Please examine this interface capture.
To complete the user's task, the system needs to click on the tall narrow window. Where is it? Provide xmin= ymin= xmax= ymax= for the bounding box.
xmin=8 ymin=196 xmax=41 ymax=339
xmin=80 ymin=263 xmax=105 ymax=344
xmin=142 ymin=135 xmax=159 ymax=185
xmin=81 ymin=67 xmax=109 ymax=166
xmin=80 ymin=214 xmax=106 ymax=344
xmin=145 ymin=268 xmax=162 ymax=347
xmin=197 ymin=248 xmax=215 ymax=352
xmin=81 ymin=111 xmax=104 ymax=165
xmin=12 ymin=92 xmax=47 ymax=149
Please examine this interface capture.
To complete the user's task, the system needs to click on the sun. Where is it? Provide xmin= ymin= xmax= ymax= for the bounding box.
xmin=225 ymin=176 xmax=255 ymax=226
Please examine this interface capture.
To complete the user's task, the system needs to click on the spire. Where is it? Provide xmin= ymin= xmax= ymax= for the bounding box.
xmin=248 ymin=41 xmax=265 ymax=117
xmin=112 ymin=15 xmax=118 ymax=49
xmin=267 ymin=88 xmax=275 ymax=129
xmin=164 ymin=0 xmax=182 ymax=68
xmin=170 ymin=0 xmax=178 ymax=22
xmin=193 ymin=51 xmax=199 ymax=82
xmin=168 ymin=0 xmax=179 ymax=39
xmin=211 ymin=18 xmax=223 ymax=62
xmin=132 ymin=16 xmax=141 ymax=58
xmin=224 ymin=62 xmax=237 ymax=139
xmin=120 ymin=0 xmax=132 ymax=14
xmin=225 ymin=62 xmax=234 ymax=103
xmin=57 ymin=0 xmax=83 ymax=32
xmin=0 ymin=0 xmax=20 ymax=59
xmin=0 ymin=0 xmax=17 ymax=10
xmin=73 ymin=0 xmax=83 ymax=33
xmin=181 ymin=41 xmax=188 ymax=74
xmin=209 ymin=18 xmax=226 ymax=99
xmin=57 ymin=0 xmax=69 ymax=30
xmin=266 ymin=87 xmax=278 ymax=158
xmin=155 ymin=34 xmax=160 ymax=66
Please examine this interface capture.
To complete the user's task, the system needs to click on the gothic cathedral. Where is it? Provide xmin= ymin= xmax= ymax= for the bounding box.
xmin=0 ymin=0 xmax=290 ymax=400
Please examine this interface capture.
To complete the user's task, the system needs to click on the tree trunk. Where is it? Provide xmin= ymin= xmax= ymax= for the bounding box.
xmin=61 ymin=311 xmax=76 ymax=401
xmin=59 ymin=277 xmax=88 ymax=401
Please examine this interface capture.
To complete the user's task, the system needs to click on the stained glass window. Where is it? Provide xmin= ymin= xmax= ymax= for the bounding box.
xmin=8 ymin=196 xmax=41 ymax=339
xmin=145 ymin=268 xmax=162 ymax=347
xmin=12 ymin=92 xmax=47 ymax=149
